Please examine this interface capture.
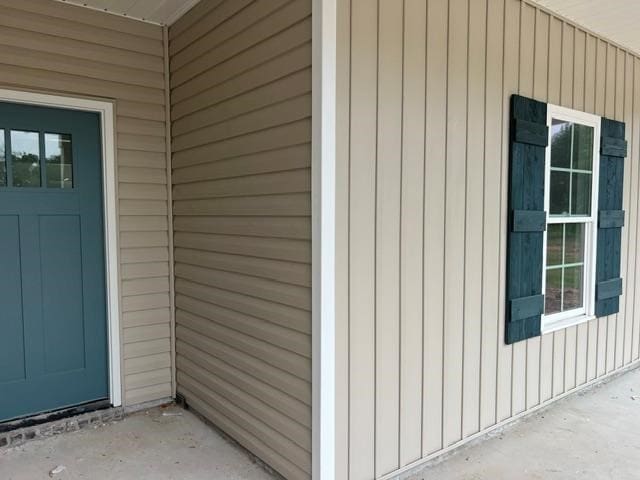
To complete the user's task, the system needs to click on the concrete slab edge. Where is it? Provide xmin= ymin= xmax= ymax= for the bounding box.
xmin=382 ymin=360 xmax=640 ymax=480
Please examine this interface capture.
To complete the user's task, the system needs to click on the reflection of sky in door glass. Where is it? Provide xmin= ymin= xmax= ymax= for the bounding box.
xmin=45 ymin=136 xmax=63 ymax=157
xmin=11 ymin=130 xmax=40 ymax=187
xmin=45 ymin=133 xmax=73 ymax=189
xmin=12 ymin=132 xmax=39 ymax=156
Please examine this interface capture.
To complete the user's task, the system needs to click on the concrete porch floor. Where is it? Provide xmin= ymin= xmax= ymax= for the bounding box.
xmin=407 ymin=366 xmax=640 ymax=480
xmin=2 ymin=369 xmax=640 ymax=480
xmin=0 ymin=405 xmax=277 ymax=480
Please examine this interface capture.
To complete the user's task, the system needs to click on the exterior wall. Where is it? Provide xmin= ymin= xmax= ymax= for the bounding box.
xmin=169 ymin=1 xmax=312 ymax=479
xmin=335 ymin=0 xmax=640 ymax=478
xmin=0 ymin=0 xmax=173 ymax=407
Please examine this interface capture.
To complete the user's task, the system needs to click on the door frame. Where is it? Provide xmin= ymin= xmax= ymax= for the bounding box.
xmin=0 ymin=88 xmax=122 ymax=408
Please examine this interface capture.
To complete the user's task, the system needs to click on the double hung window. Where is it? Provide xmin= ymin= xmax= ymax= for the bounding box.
xmin=542 ymin=105 xmax=600 ymax=331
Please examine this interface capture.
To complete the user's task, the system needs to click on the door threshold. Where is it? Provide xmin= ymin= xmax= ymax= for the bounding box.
xmin=0 ymin=399 xmax=111 ymax=434
xmin=0 ymin=401 xmax=123 ymax=451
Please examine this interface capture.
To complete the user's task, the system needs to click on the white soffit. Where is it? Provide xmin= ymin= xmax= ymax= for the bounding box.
xmin=533 ymin=0 xmax=640 ymax=56
xmin=54 ymin=0 xmax=201 ymax=25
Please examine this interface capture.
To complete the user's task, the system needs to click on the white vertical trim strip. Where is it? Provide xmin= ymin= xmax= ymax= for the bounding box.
xmin=312 ymin=0 xmax=337 ymax=478
xmin=0 ymin=88 xmax=123 ymax=407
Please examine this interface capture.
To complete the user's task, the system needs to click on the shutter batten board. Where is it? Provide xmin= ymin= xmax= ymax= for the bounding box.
xmin=510 ymin=294 xmax=545 ymax=321
xmin=512 ymin=118 xmax=549 ymax=146
xmin=601 ymin=136 xmax=628 ymax=157
xmin=506 ymin=95 xmax=547 ymax=344
xmin=512 ymin=210 xmax=546 ymax=232
xmin=595 ymin=117 xmax=627 ymax=317
xmin=596 ymin=278 xmax=623 ymax=301
xmin=599 ymin=209 xmax=625 ymax=229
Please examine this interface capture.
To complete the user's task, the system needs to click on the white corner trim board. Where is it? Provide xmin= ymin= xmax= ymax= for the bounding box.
xmin=312 ymin=0 xmax=337 ymax=479
xmin=0 ymin=88 xmax=122 ymax=408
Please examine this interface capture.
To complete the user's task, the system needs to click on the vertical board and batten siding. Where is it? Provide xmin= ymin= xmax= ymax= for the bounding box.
xmin=169 ymin=1 xmax=312 ymax=479
xmin=0 ymin=0 xmax=172 ymax=406
xmin=335 ymin=0 xmax=640 ymax=478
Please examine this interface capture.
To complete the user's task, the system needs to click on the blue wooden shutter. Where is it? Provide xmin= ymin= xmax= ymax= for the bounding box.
xmin=595 ymin=118 xmax=627 ymax=317
xmin=506 ymin=95 xmax=547 ymax=344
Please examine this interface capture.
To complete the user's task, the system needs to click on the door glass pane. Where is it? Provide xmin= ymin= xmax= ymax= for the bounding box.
xmin=572 ymin=124 xmax=594 ymax=171
xmin=545 ymin=268 xmax=562 ymax=315
xmin=0 ymin=130 xmax=5 ymax=187
xmin=45 ymin=133 xmax=73 ymax=189
xmin=563 ymin=266 xmax=584 ymax=310
xmin=571 ymin=172 xmax=592 ymax=215
xmin=549 ymin=170 xmax=570 ymax=215
xmin=546 ymin=224 xmax=563 ymax=266
xmin=11 ymin=131 xmax=40 ymax=187
xmin=550 ymin=119 xmax=572 ymax=168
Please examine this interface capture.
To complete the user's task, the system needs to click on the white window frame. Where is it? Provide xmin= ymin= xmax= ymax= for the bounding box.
xmin=542 ymin=104 xmax=601 ymax=334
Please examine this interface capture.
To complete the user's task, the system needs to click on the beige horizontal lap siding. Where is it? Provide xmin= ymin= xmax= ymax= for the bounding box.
xmin=336 ymin=0 xmax=640 ymax=478
xmin=169 ymin=1 xmax=312 ymax=479
xmin=0 ymin=0 xmax=172 ymax=407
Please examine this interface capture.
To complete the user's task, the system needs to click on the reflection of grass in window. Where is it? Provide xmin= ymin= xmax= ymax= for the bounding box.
xmin=547 ymin=224 xmax=563 ymax=265
xmin=545 ymin=268 xmax=562 ymax=314
xmin=12 ymin=153 xmax=40 ymax=187
xmin=563 ymin=266 xmax=584 ymax=310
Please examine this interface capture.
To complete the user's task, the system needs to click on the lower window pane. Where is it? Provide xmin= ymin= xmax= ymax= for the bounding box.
xmin=564 ymin=223 xmax=585 ymax=264
xmin=546 ymin=224 xmax=563 ymax=266
xmin=545 ymin=222 xmax=587 ymax=317
xmin=563 ymin=265 xmax=584 ymax=310
xmin=545 ymin=268 xmax=562 ymax=315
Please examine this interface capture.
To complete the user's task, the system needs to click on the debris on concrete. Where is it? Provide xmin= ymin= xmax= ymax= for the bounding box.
xmin=48 ymin=465 xmax=66 ymax=477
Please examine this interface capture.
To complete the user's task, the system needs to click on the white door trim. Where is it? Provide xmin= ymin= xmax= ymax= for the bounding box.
xmin=312 ymin=0 xmax=337 ymax=478
xmin=0 ymin=88 xmax=122 ymax=407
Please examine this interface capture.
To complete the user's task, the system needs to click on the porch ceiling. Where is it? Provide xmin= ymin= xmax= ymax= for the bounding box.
xmin=54 ymin=0 xmax=200 ymax=25
xmin=533 ymin=0 xmax=640 ymax=56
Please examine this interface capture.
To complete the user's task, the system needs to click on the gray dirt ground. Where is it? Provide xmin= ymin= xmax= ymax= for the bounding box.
xmin=0 ymin=405 xmax=276 ymax=480
xmin=407 ymin=366 xmax=640 ymax=480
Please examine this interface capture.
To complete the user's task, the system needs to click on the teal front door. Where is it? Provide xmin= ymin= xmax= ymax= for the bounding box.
xmin=0 ymin=101 xmax=109 ymax=422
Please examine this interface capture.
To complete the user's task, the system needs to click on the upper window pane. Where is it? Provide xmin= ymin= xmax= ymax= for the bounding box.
xmin=550 ymin=119 xmax=572 ymax=169
xmin=549 ymin=118 xmax=595 ymax=217
xmin=11 ymin=130 xmax=40 ymax=188
xmin=45 ymin=133 xmax=73 ymax=189
xmin=0 ymin=130 xmax=5 ymax=187
xmin=549 ymin=170 xmax=570 ymax=215
xmin=572 ymin=124 xmax=594 ymax=171
xmin=571 ymin=172 xmax=592 ymax=215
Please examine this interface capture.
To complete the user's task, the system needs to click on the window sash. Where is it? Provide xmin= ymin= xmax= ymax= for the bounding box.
xmin=542 ymin=104 xmax=600 ymax=332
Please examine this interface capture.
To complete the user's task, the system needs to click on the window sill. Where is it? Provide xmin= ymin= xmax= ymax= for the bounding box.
xmin=542 ymin=314 xmax=596 ymax=334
